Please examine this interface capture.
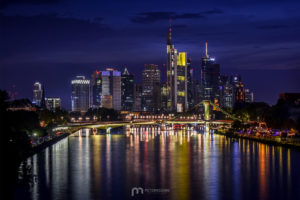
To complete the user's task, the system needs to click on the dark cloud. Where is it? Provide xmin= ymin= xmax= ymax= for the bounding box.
xmin=201 ymin=8 xmax=224 ymax=15
xmin=173 ymin=13 xmax=204 ymax=19
xmin=0 ymin=0 xmax=60 ymax=9
xmin=130 ymin=12 xmax=204 ymax=23
xmin=130 ymin=8 xmax=224 ymax=24
xmin=0 ymin=13 xmax=112 ymax=63
xmin=172 ymin=24 xmax=188 ymax=29
xmin=256 ymin=24 xmax=289 ymax=30
xmin=92 ymin=17 xmax=104 ymax=24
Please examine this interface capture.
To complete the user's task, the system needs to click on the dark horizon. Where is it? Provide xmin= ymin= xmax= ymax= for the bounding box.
xmin=1 ymin=0 xmax=300 ymax=109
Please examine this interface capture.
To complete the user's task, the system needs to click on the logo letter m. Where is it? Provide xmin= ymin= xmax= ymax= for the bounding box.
xmin=131 ymin=187 xmax=144 ymax=196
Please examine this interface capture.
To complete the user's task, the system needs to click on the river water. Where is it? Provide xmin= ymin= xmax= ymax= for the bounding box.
xmin=14 ymin=127 xmax=300 ymax=200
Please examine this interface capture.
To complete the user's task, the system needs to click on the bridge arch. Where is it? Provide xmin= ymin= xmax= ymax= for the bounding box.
xmin=193 ymin=100 xmax=241 ymax=122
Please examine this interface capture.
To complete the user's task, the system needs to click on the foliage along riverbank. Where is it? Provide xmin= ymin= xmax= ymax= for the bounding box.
xmin=215 ymin=129 xmax=300 ymax=150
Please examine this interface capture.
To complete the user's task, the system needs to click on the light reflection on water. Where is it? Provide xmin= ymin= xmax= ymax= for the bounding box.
xmin=15 ymin=126 xmax=300 ymax=200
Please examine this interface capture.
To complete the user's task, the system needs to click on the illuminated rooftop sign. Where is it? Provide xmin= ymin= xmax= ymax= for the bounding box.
xmin=102 ymin=70 xmax=121 ymax=76
xmin=71 ymin=80 xmax=90 ymax=84
xmin=113 ymin=71 xmax=121 ymax=76
xmin=177 ymin=52 xmax=187 ymax=66
xmin=102 ymin=71 xmax=110 ymax=76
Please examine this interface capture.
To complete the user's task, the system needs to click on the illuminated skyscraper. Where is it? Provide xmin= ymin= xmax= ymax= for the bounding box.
xmin=201 ymin=42 xmax=220 ymax=103
xmin=223 ymin=81 xmax=234 ymax=108
xmin=121 ymin=68 xmax=134 ymax=111
xmin=230 ymin=74 xmax=241 ymax=85
xmin=91 ymin=70 xmax=102 ymax=108
xmin=230 ymin=74 xmax=243 ymax=106
xmin=187 ymin=59 xmax=198 ymax=108
xmin=71 ymin=76 xmax=90 ymax=112
xmin=166 ymin=23 xmax=188 ymax=112
xmin=161 ymin=83 xmax=168 ymax=111
xmin=235 ymin=82 xmax=245 ymax=105
xmin=142 ymin=64 xmax=161 ymax=111
xmin=33 ymin=82 xmax=44 ymax=107
xmin=101 ymin=68 xmax=121 ymax=110
xmin=245 ymin=89 xmax=254 ymax=103
xmin=45 ymin=98 xmax=61 ymax=111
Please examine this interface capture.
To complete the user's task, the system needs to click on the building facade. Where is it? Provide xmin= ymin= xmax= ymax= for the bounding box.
xmin=223 ymin=81 xmax=234 ymax=109
xmin=142 ymin=64 xmax=161 ymax=112
xmin=101 ymin=68 xmax=121 ymax=110
xmin=166 ymin=24 xmax=188 ymax=112
xmin=161 ymin=83 xmax=168 ymax=111
xmin=187 ymin=59 xmax=198 ymax=109
xmin=235 ymin=82 xmax=245 ymax=106
xmin=71 ymin=76 xmax=90 ymax=112
xmin=201 ymin=42 xmax=221 ymax=104
xmin=45 ymin=98 xmax=61 ymax=111
xmin=245 ymin=89 xmax=254 ymax=103
xmin=133 ymin=83 xmax=143 ymax=111
xmin=121 ymin=68 xmax=134 ymax=111
xmin=91 ymin=70 xmax=102 ymax=108
xmin=33 ymin=82 xmax=44 ymax=107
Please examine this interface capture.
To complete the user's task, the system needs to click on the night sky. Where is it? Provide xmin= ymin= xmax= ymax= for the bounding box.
xmin=1 ymin=0 xmax=300 ymax=109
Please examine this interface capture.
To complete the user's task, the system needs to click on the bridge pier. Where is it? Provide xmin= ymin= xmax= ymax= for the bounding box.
xmin=106 ymin=127 xmax=111 ymax=134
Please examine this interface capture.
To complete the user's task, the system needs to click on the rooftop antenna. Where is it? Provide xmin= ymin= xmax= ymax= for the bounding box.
xmin=167 ymin=17 xmax=172 ymax=45
xmin=205 ymin=41 xmax=208 ymax=57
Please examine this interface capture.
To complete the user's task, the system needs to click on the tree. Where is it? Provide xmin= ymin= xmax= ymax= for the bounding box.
xmin=37 ymin=109 xmax=54 ymax=127
xmin=232 ymin=120 xmax=242 ymax=131
xmin=85 ymin=108 xmax=120 ymax=121
xmin=233 ymin=102 xmax=271 ymax=122
xmin=0 ymin=90 xmax=32 ymax=199
xmin=0 ymin=90 xmax=9 ymax=112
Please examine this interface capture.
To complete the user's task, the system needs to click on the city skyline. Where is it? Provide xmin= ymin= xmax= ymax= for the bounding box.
xmin=2 ymin=1 xmax=300 ymax=200
xmin=27 ymin=42 xmax=256 ymax=112
xmin=1 ymin=0 xmax=300 ymax=109
xmin=2 ymin=45 xmax=299 ymax=110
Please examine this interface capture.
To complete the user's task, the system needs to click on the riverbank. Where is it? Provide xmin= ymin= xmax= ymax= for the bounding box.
xmin=26 ymin=132 xmax=70 ymax=158
xmin=215 ymin=130 xmax=300 ymax=150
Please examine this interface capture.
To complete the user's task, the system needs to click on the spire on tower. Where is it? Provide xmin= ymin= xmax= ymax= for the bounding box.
xmin=167 ymin=18 xmax=172 ymax=45
xmin=123 ymin=67 xmax=129 ymax=75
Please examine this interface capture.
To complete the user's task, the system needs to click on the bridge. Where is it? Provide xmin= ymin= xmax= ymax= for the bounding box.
xmin=53 ymin=100 xmax=241 ymax=135
xmin=193 ymin=100 xmax=241 ymax=121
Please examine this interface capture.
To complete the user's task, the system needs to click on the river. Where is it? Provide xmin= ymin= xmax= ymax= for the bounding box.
xmin=14 ymin=126 xmax=300 ymax=200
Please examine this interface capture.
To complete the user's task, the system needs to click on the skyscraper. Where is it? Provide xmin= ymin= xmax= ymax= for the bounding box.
xmin=33 ymin=82 xmax=44 ymax=107
xmin=187 ymin=59 xmax=197 ymax=109
xmin=201 ymin=42 xmax=221 ymax=103
xmin=161 ymin=83 xmax=168 ymax=111
xmin=230 ymin=74 xmax=242 ymax=85
xmin=230 ymin=74 xmax=243 ymax=106
xmin=245 ymin=89 xmax=254 ymax=103
xmin=45 ymin=98 xmax=61 ymax=111
xmin=101 ymin=68 xmax=121 ymax=110
xmin=121 ymin=68 xmax=134 ymax=111
xmin=71 ymin=76 xmax=90 ymax=112
xmin=235 ymin=82 xmax=245 ymax=106
xmin=142 ymin=64 xmax=161 ymax=111
xmin=166 ymin=23 xmax=188 ymax=112
xmin=91 ymin=70 xmax=102 ymax=108
xmin=223 ymin=80 xmax=234 ymax=108
xmin=133 ymin=83 xmax=143 ymax=111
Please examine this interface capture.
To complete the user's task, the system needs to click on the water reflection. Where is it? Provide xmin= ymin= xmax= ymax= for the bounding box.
xmin=15 ymin=125 xmax=300 ymax=200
